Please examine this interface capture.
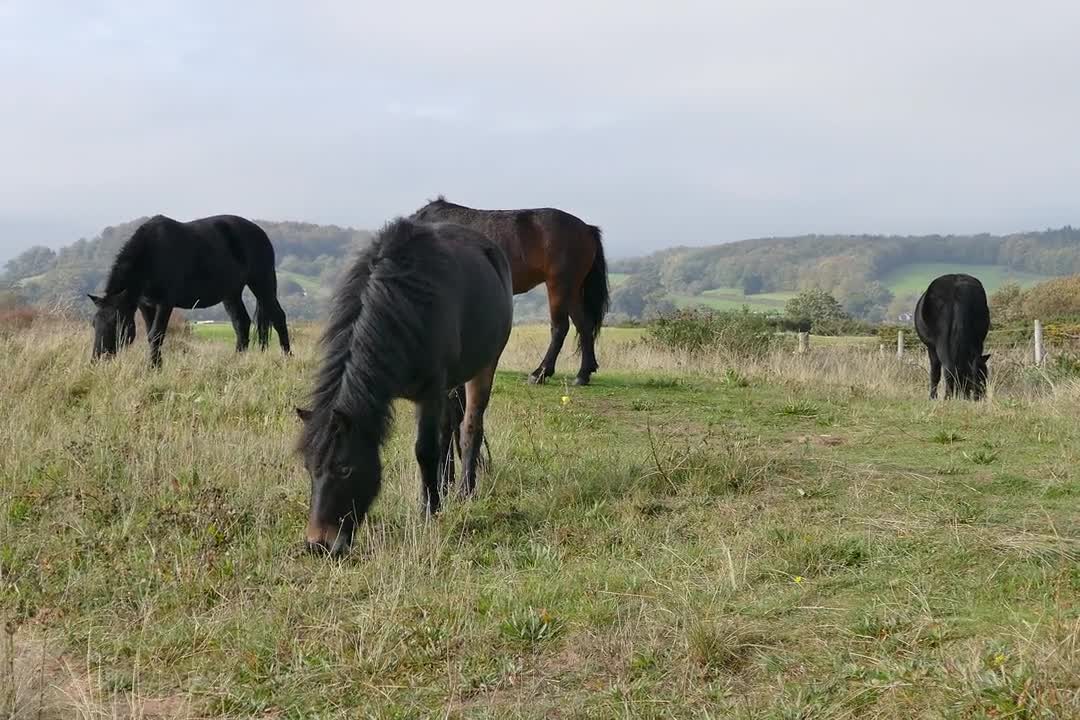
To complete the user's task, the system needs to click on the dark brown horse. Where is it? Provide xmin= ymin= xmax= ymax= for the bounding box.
xmin=412 ymin=197 xmax=610 ymax=386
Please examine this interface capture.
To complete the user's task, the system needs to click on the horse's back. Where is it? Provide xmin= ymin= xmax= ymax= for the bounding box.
xmin=916 ymin=274 xmax=989 ymax=354
xmin=415 ymin=200 xmax=598 ymax=291
xmin=430 ymin=223 xmax=514 ymax=383
xmin=129 ymin=214 xmax=273 ymax=308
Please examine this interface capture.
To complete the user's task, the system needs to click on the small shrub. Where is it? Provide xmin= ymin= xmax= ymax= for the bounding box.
xmin=1051 ymin=353 xmax=1080 ymax=378
xmin=721 ymin=368 xmax=749 ymax=387
xmin=931 ymin=430 xmax=963 ymax=444
xmin=686 ymin=620 xmax=762 ymax=674
xmin=648 ymin=307 xmax=776 ymax=357
xmin=0 ymin=306 xmax=38 ymax=333
xmin=810 ymin=317 xmax=878 ymax=337
xmin=965 ymin=449 xmax=999 ymax=465
xmin=499 ymin=607 xmax=561 ymax=647
xmin=779 ymin=400 xmax=819 ymax=418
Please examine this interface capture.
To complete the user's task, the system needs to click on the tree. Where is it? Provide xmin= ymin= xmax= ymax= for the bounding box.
xmin=3 ymin=246 xmax=56 ymax=282
xmin=989 ymin=282 xmax=1027 ymax=323
xmin=886 ymin=293 xmax=919 ymax=324
xmin=1021 ymin=275 xmax=1080 ymax=320
xmin=741 ymin=273 xmax=764 ymax=295
xmin=784 ymin=289 xmax=849 ymax=326
xmin=611 ymin=271 xmax=673 ymax=320
xmin=838 ymin=281 xmax=893 ymax=323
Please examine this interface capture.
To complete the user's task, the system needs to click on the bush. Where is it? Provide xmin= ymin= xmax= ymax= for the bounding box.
xmin=648 ymin=307 xmax=776 ymax=357
xmin=785 ymin=289 xmax=849 ymax=325
xmin=0 ymin=306 xmax=38 ymax=333
xmin=810 ymin=317 xmax=878 ymax=337
xmin=989 ymin=282 xmax=1027 ymax=323
xmin=1022 ymin=275 xmax=1080 ymax=320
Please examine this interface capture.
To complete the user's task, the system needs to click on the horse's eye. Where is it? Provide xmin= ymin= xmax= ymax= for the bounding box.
xmin=335 ymin=465 xmax=353 ymax=479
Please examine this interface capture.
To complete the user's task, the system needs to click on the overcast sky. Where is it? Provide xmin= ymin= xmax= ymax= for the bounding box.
xmin=2 ymin=0 xmax=1079 ymax=263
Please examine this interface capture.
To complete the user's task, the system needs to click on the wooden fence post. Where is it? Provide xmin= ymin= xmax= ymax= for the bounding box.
xmin=1034 ymin=319 xmax=1044 ymax=366
xmin=896 ymin=330 xmax=904 ymax=359
xmin=797 ymin=332 xmax=809 ymax=354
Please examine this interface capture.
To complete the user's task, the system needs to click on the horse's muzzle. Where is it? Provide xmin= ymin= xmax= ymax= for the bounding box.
xmin=305 ymin=520 xmax=353 ymax=557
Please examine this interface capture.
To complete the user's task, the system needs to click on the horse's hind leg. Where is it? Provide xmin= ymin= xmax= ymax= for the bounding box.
xmin=250 ymin=291 xmax=290 ymax=355
xmin=222 ymin=294 xmax=251 ymax=352
xmin=569 ymin=303 xmax=598 ymax=386
xmin=460 ymin=365 xmax=497 ymax=498
xmin=439 ymin=386 xmax=465 ymax=494
xmin=530 ymin=283 xmax=570 ymax=384
xmin=927 ymin=347 xmax=941 ymax=400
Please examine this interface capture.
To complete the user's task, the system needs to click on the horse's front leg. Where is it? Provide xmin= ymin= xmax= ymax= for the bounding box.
xmin=147 ymin=305 xmax=173 ymax=368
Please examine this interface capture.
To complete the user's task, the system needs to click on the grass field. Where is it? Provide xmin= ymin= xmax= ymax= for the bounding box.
xmin=671 ymin=288 xmax=794 ymax=312
xmin=2 ymin=321 xmax=1078 ymax=718
xmin=276 ymin=271 xmax=326 ymax=297
xmin=880 ymin=264 xmax=1053 ymax=296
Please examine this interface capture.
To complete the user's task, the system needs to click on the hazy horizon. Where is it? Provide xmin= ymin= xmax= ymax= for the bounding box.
xmin=3 ymin=1 xmax=1079 ymax=265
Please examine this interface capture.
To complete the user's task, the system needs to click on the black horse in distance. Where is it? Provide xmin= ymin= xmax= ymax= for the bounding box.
xmin=88 ymin=214 xmax=291 ymax=366
xmin=914 ymin=273 xmax=991 ymax=400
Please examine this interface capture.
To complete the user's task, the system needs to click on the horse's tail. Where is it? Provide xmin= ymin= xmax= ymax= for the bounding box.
xmin=581 ymin=225 xmax=610 ymax=343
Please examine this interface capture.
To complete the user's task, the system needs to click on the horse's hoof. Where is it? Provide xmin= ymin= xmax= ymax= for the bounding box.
xmin=573 ymin=375 xmax=591 ymax=386
xmin=528 ymin=373 xmax=547 ymax=385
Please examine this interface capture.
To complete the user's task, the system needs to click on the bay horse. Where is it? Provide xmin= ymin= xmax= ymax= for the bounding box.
xmin=295 ymin=217 xmax=513 ymax=557
xmin=914 ymin=273 xmax=991 ymax=400
xmin=411 ymin=196 xmax=610 ymax=386
xmin=88 ymin=214 xmax=291 ymax=366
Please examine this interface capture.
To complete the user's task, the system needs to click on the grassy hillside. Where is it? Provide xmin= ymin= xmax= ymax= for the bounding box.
xmin=608 ymin=226 xmax=1080 ymax=320
xmin=880 ymin=263 xmax=1052 ymax=296
xmin=2 ymin=321 xmax=1077 ymax=718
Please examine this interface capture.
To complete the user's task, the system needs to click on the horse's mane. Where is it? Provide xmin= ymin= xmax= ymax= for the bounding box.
xmin=298 ymin=217 xmax=448 ymax=465
xmin=102 ymin=215 xmax=169 ymax=296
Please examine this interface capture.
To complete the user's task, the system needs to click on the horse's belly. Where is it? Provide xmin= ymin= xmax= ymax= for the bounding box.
xmin=171 ymin=293 xmax=226 ymax=310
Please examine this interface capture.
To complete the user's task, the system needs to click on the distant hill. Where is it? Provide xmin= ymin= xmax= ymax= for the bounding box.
xmin=607 ymin=227 xmax=1079 ymax=323
xmin=4 ymin=220 xmax=1078 ymax=324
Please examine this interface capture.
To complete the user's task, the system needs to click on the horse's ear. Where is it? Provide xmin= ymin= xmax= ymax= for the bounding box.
xmin=88 ymin=294 xmax=104 ymax=307
xmin=295 ymin=407 xmax=313 ymax=422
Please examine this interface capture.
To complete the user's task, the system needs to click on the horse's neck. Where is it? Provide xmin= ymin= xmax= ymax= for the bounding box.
xmin=105 ymin=258 xmax=145 ymax=298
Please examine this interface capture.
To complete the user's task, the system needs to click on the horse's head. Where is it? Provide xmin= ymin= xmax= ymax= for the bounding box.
xmin=295 ymin=406 xmax=379 ymax=557
xmin=87 ymin=290 xmax=136 ymax=360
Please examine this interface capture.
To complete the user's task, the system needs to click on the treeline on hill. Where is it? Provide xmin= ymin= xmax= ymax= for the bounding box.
xmin=608 ymin=226 xmax=1080 ymax=323
xmin=5 ymin=221 xmax=1080 ymax=325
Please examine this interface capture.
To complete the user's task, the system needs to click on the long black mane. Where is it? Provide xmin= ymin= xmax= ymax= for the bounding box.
xmin=298 ymin=218 xmax=449 ymax=466
xmin=102 ymin=216 xmax=159 ymax=296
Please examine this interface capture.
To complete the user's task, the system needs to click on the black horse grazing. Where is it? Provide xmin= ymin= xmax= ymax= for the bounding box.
xmin=914 ymin=273 xmax=991 ymax=400
xmin=88 ymin=214 xmax=291 ymax=366
xmin=295 ymin=218 xmax=513 ymax=557
xmin=411 ymin=196 xmax=609 ymax=386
